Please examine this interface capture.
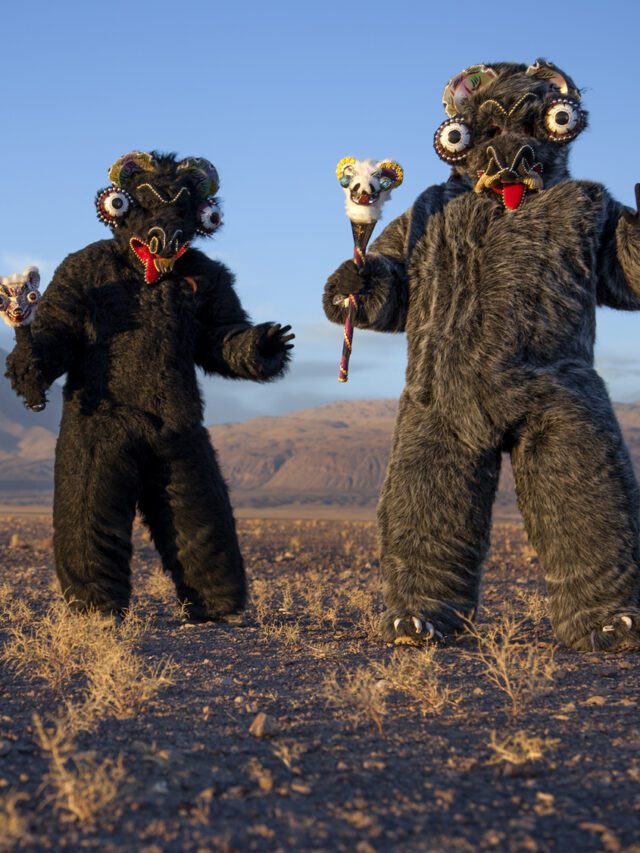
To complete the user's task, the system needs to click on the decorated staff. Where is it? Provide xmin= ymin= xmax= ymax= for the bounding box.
xmin=0 ymin=266 xmax=45 ymax=411
xmin=335 ymin=157 xmax=403 ymax=382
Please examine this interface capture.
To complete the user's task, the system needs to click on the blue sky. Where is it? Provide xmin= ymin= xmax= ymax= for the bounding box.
xmin=2 ymin=0 xmax=640 ymax=423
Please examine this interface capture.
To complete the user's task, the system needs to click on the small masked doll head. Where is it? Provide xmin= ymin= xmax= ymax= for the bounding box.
xmin=433 ymin=60 xmax=587 ymax=211
xmin=0 ymin=267 xmax=41 ymax=327
xmin=95 ymin=151 xmax=223 ymax=283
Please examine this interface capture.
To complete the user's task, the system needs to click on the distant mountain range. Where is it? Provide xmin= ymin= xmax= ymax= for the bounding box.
xmin=0 ymin=348 xmax=61 ymax=494
xmin=3 ymin=347 xmax=640 ymax=515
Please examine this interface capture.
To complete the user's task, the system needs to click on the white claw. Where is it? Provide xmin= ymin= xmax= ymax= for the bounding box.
xmin=620 ymin=615 xmax=633 ymax=629
xmin=412 ymin=617 xmax=423 ymax=634
xmin=393 ymin=618 xmax=402 ymax=633
xmin=602 ymin=624 xmax=615 ymax=633
xmin=424 ymin=621 xmax=436 ymax=639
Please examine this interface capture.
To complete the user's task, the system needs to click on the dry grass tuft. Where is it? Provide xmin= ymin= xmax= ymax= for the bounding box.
xmin=466 ymin=614 xmax=557 ymax=715
xmin=488 ymin=730 xmax=560 ymax=765
xmin=516 ymin=589 xmax=548 ymax=625
xmin=373 ymin=647 xmax=461 ymax=716
xmin=0 ymin=791 xmax=29 ymax=851
xmin=33 ymin=715 xmax=126 ymax=824
xmin=323 ymin=667 xmax=387 ymax=733
xmin=2 ymin=598 xmax=173 ymax=733
xmin=144 ymin=566 xmax=175 ymax=603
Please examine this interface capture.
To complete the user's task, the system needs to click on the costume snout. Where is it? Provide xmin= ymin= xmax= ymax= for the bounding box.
xmin=475 ymin=143 xmax=543 ymax=210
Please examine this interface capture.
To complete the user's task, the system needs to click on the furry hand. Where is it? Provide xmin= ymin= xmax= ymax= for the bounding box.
xmin=332 ymin=259 xmax=371 ymax=297
xmin=621 ymin=183 xmax=640 ymax=225
xmin=255 ymin=323 xmax=295 ymax=359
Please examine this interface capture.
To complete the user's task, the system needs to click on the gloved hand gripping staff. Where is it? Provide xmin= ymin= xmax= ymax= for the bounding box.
xmin=335 ymin=158 xmax=403 ymax=382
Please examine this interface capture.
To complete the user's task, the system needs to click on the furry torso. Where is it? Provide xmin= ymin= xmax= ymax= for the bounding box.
xmin=394 ymin=180 xmax=610 ymax=436
xmin=48 ymin=241 xmax=224 ymax=429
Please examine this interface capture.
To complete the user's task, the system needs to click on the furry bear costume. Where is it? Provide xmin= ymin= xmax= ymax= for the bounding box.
xmin=6 ymin=151 xmax=294 ymax=620
xmin=323 ymin=60 xmax=640 ymax=651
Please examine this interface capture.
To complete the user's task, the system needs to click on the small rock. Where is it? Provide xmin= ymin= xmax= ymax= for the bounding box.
xmin=249 ymin=712 xmax=280 ymax=738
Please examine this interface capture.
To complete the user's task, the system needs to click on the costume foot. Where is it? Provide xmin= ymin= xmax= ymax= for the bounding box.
xmin=181 ymin=598 xmax=245 ymax=624
xmin=590 ymin=614 xmax=640 ymax=652
xmin=380 ymin=611 xmax=444 ymax=646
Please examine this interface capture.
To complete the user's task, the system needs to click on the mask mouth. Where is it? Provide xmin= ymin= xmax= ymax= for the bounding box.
xmin=474 ymin=144 xmax=543 ymax=211
xmin=349 ymin=184 xmax=380 ymax=206
xmin=3 ymin=306 xmax=33 ymax=327
xmin=129 ymin=237 xmax=189 ymax=284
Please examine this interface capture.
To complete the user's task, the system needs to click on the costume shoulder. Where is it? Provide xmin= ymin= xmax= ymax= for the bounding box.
xmin=373 ymin=177 xmax=470 ymax=259
xmin=179 ymin=248 xmax=235 ymax=294
xmin=50 ymin=240 xmax=116 ymax=288
xmin=414 ymin=175 xmax=472 ymax=212
xmin=556 ymin=179 xmax=616 ymax=211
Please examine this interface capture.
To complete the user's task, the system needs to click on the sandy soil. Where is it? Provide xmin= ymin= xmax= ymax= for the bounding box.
xmin=0 ymin=517 xmax=639 ymax=852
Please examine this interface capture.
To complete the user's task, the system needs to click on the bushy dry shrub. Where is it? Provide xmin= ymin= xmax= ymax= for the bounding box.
xmin=373 ymin=647 xmax=461 ymax=716
xmin=466 ymin=615 xmax=557 ymax=715
xmin=323 ymin=667 xmax=386 ymax=733
xmin=33 ymin=715 xmax=126 ymax=824
xmin=488 ymin=730 xmax=559 ymax=765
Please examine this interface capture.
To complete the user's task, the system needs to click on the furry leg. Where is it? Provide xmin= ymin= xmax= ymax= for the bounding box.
xmin=138 ymin=426 xmax=246 ymax=621
xmin=378 ymin=395 xmax=501 ymax=644
xmin=53 ymin=412 xmax=139 ymax=615
xmin=511 ymin=376 xmax=640 ymax=651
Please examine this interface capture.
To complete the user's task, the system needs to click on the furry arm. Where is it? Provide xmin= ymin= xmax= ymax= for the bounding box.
xmin=194 ymin=259 xmax=290 ymax=381
xmin=323 ymin=209 xmax=410 ymax=333
xmin=5 ymin=254 xmax=83 ymax=402
xmin=597 ymin=185 xmax=640 ymax=310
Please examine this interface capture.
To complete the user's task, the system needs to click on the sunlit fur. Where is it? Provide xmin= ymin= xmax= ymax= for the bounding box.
xmin=324 ymin=63 xmax=640 ymax=652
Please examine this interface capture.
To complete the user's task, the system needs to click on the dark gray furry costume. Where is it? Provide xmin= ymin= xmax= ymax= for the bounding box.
xmin=323 ymin=61 xmax=640 ymax=651
xmin=6 ymin=152 xmax=293 ymax=620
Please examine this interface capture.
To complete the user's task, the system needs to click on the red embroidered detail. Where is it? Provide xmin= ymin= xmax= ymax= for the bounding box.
xmin=491 ymin=182 xmax=527 ymax=211
xmin=129 ymin=238 xmax=189 ymax=284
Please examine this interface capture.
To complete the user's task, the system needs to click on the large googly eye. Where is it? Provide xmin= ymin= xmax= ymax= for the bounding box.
xmin=196 ymin=198 xmax=222 ymax=235
xmin=434 ymin=118 xmax=472 ymax=163
xmin=95 ymin=187 xmax=134 ymax=227
xmin=544 ymin=99 xmax=584 ymax=142
xmin=0 ymin=294 xmax=7 ymax=311
xmin=26 ymin=290 xmax=39 ymax=304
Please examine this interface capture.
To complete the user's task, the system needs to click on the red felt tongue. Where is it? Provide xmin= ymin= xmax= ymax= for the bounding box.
xmin=502 ymin=183 xmax=526 ymax=210
xmin=130 ymin=241 xmax=161 ymax=284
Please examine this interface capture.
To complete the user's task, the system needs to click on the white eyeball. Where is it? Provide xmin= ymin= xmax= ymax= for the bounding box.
xmin=96 ymin=187 xmax=134 ymax=226
xmin=544 ymin=99 xmax=584 ymax=141
xmin=196 ymin=198 xmax=222 ymax=235
xmin=434 ymin=118 xmax=472 ymax=162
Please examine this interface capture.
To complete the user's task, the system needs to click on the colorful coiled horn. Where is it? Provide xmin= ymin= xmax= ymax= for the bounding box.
xmin=176 ymin=157 xmax=220 ymax=198
xmin=108 ymin=151 xmax=158 ymax=188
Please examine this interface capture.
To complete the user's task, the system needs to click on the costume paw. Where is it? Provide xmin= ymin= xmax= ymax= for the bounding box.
xmin=380 ymin=611 xmax=444 ymax=646
xmin=181 ymin=595 xmax=245 ymax=625
xmin=590 ymin=614 xmax=640 ymax=652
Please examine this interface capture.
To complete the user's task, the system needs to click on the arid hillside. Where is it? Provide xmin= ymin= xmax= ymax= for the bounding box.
xmin=210 ymin=398 xmax=640 ymax=514
xmin=4 ymin=347 xmax=640 ymax=514
xmin=0 ymin=348 xmax=61 ymax=497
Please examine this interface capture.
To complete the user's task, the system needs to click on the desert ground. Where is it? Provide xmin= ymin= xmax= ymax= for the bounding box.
xmin=0 ymin=512 xmax=639 ymax=852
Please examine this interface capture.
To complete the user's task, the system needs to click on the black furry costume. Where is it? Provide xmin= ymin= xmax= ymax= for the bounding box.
xmin=323 ymin=61 xmax=640 ymax=651
xmin=6 ymin=152 xmax=293 ymax=619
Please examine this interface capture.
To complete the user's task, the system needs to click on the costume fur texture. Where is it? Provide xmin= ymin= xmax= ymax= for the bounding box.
xmin=6 ymin=152 xmax=293 ymax=619
xmin=323 ymin=61 xmax=640 ymax=651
